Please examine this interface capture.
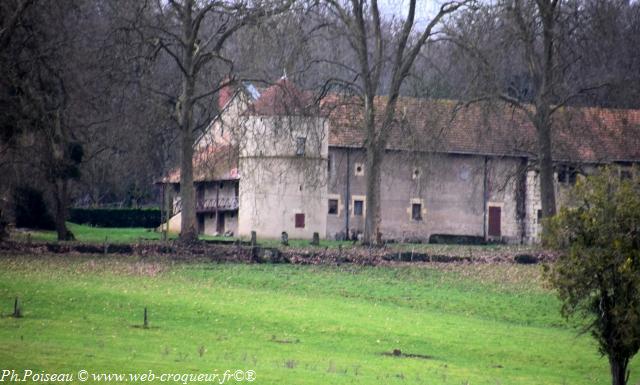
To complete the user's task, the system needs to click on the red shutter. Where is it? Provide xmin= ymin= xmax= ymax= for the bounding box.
xmin=488 ymin=206 xmax=501 ymax=237
xmin=295 ymin=213 xmax=305 ymax=228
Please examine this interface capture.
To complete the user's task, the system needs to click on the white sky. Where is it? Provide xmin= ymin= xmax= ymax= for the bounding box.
xmin=377 ymin=0 xmax=441 ymax=25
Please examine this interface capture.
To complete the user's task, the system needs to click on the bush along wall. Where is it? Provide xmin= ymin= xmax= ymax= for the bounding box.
xmin=69 ymin=208 xmax=161 ymax=228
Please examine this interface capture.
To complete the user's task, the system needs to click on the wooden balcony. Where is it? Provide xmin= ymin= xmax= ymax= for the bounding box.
xmin=173 ymin=197 xmax=239 ymax=214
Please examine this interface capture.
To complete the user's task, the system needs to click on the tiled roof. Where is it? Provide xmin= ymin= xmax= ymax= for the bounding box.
xmin=160 ymin=144 xmax=238 ymax=184
xmin=325 ymin=96 xmax=640 ymax=163
xmin=164 ymin=81 xmax=640 ymax=184
xmin=246 ymin=77 xmax=316 ymax=116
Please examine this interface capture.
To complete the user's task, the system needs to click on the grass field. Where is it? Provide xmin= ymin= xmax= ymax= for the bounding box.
xmin=0 ymin=255 xmax=637 ymax=384
xmin=10 ymin=223 xmax=205 ymax=243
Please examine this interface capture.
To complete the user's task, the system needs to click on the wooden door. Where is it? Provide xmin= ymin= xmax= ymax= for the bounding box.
xmin=488 ymin=206 xmax=501 ymax=237
xmin=216 ymin=213 xmax=225 ymax=234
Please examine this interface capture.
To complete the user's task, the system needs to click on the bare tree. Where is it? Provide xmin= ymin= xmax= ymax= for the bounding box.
xmin=449 ymin=0 xmax=614 ymax=220
xmin=1 ymin=1 xmax=83 ymax=240
xmin=323 ymin=0 xmax=470 ymax=245
xmin=125 ymin=0 xmax=292 ymax=242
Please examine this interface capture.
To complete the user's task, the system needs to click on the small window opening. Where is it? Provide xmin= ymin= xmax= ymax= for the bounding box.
xmin=411 ymin=203 xmax=422 ymax=221
xmin=354 ymin=200 xmax=364 ymax=216
xmin=295 ymin=213 xmax=305 ymax=228
xmin=537 ymin=209 xmax=543 ymax=222
xmin=412 ymin=168 xmax=420 ymax=180
xmin=557 ymin=165 xmax=577 ymax=185
xmin=328 ymin=199 xmax=338 ymax=215
xmin=296 ymin=137 xmax=306 ymax=156
xmin=355 ymin=163 xmax=364 ymax=176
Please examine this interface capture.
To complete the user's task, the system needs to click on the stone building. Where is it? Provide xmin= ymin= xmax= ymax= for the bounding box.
xmin=161 ymin=77 xmax=640 ymax=244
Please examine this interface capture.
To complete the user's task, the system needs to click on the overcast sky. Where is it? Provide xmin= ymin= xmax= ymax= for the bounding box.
xmin=377 ymin=0 xmax=440 ymax=24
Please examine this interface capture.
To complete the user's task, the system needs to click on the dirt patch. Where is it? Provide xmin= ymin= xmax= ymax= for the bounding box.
xmin=381 ymin=349 xmax=434 ymax=360
xmin=271 ymin=335 xmax=300 ymax=344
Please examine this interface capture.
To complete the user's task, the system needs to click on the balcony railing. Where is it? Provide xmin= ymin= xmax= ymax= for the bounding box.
xmin=173 ymin=197 xmax=239 ymax=215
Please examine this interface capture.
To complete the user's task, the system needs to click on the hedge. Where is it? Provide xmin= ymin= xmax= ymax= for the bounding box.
xmin=428 ymin=234 xmax=486 ymax=245
xmin=69 ymin=208 xmax=162 ymax=228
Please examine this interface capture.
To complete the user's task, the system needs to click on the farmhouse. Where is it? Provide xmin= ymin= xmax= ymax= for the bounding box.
xmin=161 ymin=77 xmax=640 ymax=244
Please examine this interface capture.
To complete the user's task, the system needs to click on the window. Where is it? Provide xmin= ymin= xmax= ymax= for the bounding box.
xmin=557 ymin=165 xmax=577 ymax=185
xmin=411 ymin=203 xmax=422 ymax=221
xmin=296 ymin=137 xmax=306 ymax=156
xmin=327 ymin=154 xmax=332 ymax=174
xmin=537 ymin=209 xmax=543 ymax=222
xmin=354 ymin=162 xmax=364 ymax=176
xmin=354 ymin=200 xmax=364 ymax=216
xmin=328 ymin=199 xmax=338 ymax=214
xmin=295 ymin=213 xmax=305 ymax=228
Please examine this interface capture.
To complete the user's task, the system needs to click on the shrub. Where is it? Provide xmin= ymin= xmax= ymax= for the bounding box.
xmin=69 ymin=208 xmax=161 ymax=228
xmin=13 ymin=186 xmax=55 ymax=230
xmin=544 ymin=167 xmax=640 ymax=385
xmin=428 ymin=234 xmax=485 ymax=245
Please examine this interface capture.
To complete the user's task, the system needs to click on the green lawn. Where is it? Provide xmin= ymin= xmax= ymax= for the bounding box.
xmin=10 ymin=223 xmax=357 ymax=248
xmin=10 ymin=223 xmax=231 ymax=244
xmin=0 ymin=255 xmax=636 ymax=384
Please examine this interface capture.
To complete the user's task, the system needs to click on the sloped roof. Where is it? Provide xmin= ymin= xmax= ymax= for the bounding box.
xmin=246 ymin=77 xmax=315 ymax=116
xmin=163 ymin=81 xmax=640 ymax=184
xmin=325 ymin=96 xmax=640 ymax=163
xmin=161 ymin=144 xmax=238 ymax=184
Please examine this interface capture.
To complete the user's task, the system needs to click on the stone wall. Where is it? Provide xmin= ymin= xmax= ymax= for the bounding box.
xmin=237 ymin=116 xmax=328 ymax=239
xmin=327 ymin=148 xmax=526 ymax=243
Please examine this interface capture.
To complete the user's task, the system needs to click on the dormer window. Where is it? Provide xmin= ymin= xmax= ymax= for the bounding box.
xmin=296 ymin=137 xmax=306 ymax=156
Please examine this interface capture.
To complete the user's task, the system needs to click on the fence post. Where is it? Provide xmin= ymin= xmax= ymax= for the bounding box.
xmin=250 ymin=231 xmax=258 ymax=261
xmin=13 ymin=297 xmax=21 ymax=318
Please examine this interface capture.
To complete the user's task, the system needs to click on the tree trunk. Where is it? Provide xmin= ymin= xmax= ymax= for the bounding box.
xmin=363 ymin=144 xmax=382 ymax=246
xmin=179 ymin=107 xmax=197 ymax=242
xmin=53 ymin=179 xmax=72 ymax=241
xmin=536 ymin=0 xmax=557 ymax=220
xmin=609 ymin=356 xmax=628 ymax=385
xmin=535 ymin=109 xmax=556 ymax=218
xmin=178 ymin=1 xmax=198 ymax=242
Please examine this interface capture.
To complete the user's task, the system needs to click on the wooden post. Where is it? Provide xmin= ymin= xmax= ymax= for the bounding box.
xmin=161 ymin=183 xmax=165 ymax=241
xmin=13 ymin=297 xmax=21 ymax=318
xmin=250 ymin=231 xmax=258 ymax=261
xmin=143 ymin=307 xmax=148 ymax=329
